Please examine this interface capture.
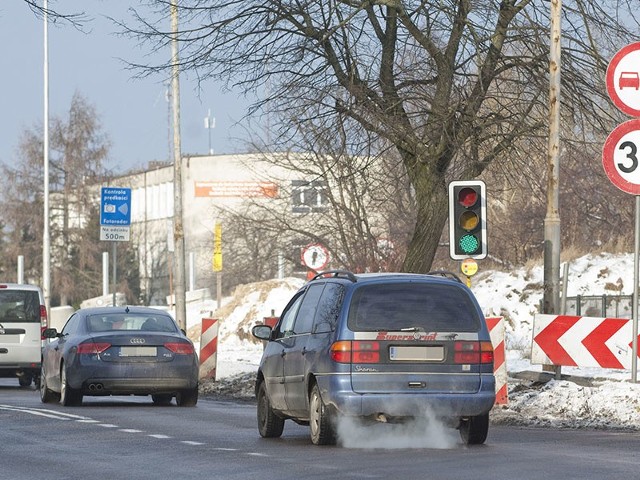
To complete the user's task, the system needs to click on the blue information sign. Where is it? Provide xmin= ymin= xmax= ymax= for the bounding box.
xmin=100 ymin=187 xmax=132 ymax=226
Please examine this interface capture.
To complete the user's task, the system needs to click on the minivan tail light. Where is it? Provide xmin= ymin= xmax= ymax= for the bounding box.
xmin=453 ymin=341 xmax=494 ymax=364
xmin=164 ymin=342 xmax=195 ymax=355
xmin=330 ymin=341 xmax=352 ymax=363
xmin=77 ymin=341 xmax=111 ymax=354
xmin=330 ymin=341 xmax=380 ymax=364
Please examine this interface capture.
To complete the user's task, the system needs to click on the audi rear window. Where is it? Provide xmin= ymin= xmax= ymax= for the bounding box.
xmin=347 ymin=283 xmax=481 ymax=332
xmin=0 ymin=290 xmax=41 ymax=323
xmin=86 ymin=314 xmax=178 ymax=333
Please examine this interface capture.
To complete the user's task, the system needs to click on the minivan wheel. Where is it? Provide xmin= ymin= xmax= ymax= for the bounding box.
xmin=60 ymin=366 xmax=83 ymax=407
xmin=40 ymin=365 xmax=60 ymax=404
xmin=459 ymin=413 xmax=489 ymax=445
xmin=309 ymin=384 xmax=336 ymax=445
xmin=257 ymin=381 xmax=284 ymax=438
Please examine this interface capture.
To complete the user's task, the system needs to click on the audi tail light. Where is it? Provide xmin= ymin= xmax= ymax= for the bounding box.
xmin=164 ymin=342 xmax=195 ymax=355
xmin=77 ymin=341 xmax=111 ymax=354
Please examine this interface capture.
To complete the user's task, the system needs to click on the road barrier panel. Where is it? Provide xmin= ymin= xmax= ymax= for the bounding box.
xmin=199 ymin=317 xmax=219 ymax=381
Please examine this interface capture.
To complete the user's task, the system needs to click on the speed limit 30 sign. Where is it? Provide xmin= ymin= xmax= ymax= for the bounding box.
xmin=602 ymin=119 xmax=640 ymax=195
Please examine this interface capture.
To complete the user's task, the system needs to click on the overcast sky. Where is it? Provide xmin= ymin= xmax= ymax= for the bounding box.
xmin=1 ymin=1 xmax=256 ymax=174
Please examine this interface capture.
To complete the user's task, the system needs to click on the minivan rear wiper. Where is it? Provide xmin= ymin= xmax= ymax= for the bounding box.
xmin=400 ymin=326 xmax=424 ymax=332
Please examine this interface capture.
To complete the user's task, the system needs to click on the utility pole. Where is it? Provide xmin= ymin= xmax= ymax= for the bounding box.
xmin=42 ymin=0 xmax=51 ymax=312
xmin=171 ymin=1 xmax=187 ymax=331
xmin=544 ymin=0 xmax=562 ymax=378
xmin=205 ymin=109 xmax=215 ymax=155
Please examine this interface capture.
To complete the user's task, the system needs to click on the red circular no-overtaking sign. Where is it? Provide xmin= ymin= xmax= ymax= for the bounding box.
xmin=606 ymin=42 xmax=640 ymax=117
xmin=602 ymin=119 xmax=640 ymax=195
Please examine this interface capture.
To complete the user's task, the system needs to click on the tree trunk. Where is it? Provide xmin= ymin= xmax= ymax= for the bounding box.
xmin=402 ymin=161 xmax=449 ymax=273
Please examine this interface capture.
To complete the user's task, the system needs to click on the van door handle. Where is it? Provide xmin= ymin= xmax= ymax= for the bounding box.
xmin=301 ymin=347 xmax=307 ymax=355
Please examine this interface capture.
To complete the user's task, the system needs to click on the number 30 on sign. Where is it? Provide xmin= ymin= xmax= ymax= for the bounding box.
xmin=603 ymin=119 xmax=640 ymax=195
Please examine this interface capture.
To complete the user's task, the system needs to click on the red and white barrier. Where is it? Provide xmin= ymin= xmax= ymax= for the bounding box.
xmin=485 ymin=316 xmax=508 ymax=405
xmin=533 ymin=314 xmax=640 ymax=369
xmin=199 ymin=318 xmax=219 ymax=380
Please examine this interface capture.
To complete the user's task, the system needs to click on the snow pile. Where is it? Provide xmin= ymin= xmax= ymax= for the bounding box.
xmin=494 ymin=378 xmax=640 ymax=429
xmin=189 ymin=253 xmax=640 ymax=430
xmin=185 ymin=277 xmax=304 ymax=379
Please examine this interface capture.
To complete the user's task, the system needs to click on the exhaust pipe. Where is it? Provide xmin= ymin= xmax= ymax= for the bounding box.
xmin=375 ymin=413 xmax=388 ymax=423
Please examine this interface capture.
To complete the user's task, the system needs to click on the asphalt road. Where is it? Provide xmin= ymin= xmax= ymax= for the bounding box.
xmin=1 ymin=378 xmax=639 ymax=480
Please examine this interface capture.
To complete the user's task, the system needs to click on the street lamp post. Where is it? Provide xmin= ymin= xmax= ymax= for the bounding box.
xmin=171 ymin=1 xmax=187 ymax=331
xmin=43 ymin=0 xmax=51 ymax=312
xmin=544 ymin=0 xmax=562 ymax=379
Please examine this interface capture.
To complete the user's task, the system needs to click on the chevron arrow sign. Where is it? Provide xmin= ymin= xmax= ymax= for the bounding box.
xmin=532 ymin=314 xmax=640 ymax=369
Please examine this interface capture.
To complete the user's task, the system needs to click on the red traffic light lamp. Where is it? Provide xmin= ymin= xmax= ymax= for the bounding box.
xmin=448 ymin=180 xmax=487 ymax=260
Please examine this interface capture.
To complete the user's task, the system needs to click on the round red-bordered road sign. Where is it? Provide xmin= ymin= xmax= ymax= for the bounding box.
xmin=603 ymin=118 xmax=640 ymax=195
xmin=606 ymin=42 xmax=640 ymax=117
xmin=301 ymin=243 xmax=329 ymax=270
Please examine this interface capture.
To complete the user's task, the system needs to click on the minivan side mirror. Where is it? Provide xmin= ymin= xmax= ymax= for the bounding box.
xmin=252 ymin=324 xmax=272 ymax=341
xmin=42 ymin=328 xmax=59 ymax=339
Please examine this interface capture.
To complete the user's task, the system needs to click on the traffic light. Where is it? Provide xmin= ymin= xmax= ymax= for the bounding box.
xmin=448 ymin=180 xmax=487 ymax=260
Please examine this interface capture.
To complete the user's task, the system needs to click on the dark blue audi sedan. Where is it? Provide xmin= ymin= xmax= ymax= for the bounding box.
xmin=40 ymin=306 xmax=199 ymax=407
xmin=252 ymin=270 xmax=495 ymax=446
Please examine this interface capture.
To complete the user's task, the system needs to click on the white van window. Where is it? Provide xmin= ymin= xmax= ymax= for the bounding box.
xmin=0 ymin=290 xmax=40 ymax=323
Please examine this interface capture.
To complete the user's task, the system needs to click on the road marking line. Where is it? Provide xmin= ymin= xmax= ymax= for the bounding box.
xmin=0 ymin=405 xmax=88 ymax=420
xmin=180 ymin=441 xmax=205 ymax=445
xmin=119 ymin=429 xmax=143 ymax=433
xmin=0 ymin=406 xmax=69 ymax=420
xmin=0 ymin=404 xmax=93 ymax=421
xmin=97 ymin=424 xmax=119 ymax=428
xmin=211 ymin=448 xmax=237 ymax=451
xmin=76 ymin=419 xmax=100 ymax=423
xmin=32 ymin=409 xmax=90 ymax=420
xmin=148 ymin=434 xmax=171 ymax=439
xmin=245 ymin=453 xmax=269 ymax=457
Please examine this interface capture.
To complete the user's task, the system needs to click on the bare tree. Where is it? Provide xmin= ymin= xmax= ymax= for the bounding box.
xmin=0 ymin=93 xmax=123 ymax=307
xmin=218 ymin=115 xmax=414 ymax=287
xmin=13 ymin=1 xmax=86 ymax=25
xmin=124 ymin=0 xmax=639 ymax=272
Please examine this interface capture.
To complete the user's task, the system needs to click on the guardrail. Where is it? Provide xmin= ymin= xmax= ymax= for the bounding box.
xmin=541 ymin=294 xmax=634 ymax=318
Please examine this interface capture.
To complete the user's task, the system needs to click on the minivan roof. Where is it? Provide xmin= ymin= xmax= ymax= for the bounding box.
xmin=310 ymin=270 xmax=463 ymax=285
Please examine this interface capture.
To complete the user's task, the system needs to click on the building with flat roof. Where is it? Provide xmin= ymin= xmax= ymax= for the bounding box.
xmin=103 ymin=153 xmax=330 ymax=304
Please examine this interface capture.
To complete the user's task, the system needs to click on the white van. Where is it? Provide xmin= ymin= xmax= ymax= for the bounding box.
xmin=0 ymin=284 xmax=47 ymax=387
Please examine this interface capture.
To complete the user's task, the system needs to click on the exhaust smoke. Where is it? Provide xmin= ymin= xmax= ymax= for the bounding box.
xmin=336 ymin=407 xmax=459 ymax=449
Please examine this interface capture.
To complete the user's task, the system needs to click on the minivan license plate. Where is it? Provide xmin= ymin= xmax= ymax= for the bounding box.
xmin=389 ymin=346 xmax=444 ymax=361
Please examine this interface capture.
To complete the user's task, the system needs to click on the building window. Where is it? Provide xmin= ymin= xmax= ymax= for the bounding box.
xmin=291 ymin=180 xmax=329 ymax=213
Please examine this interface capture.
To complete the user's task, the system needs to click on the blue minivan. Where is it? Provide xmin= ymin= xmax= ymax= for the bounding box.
xmin=252 ymin=270 xmax=496 ymax=446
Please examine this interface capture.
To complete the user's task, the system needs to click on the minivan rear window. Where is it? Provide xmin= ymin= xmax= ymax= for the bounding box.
xmin=348 ymin=283 xmax=481 ymax=332
xmin=0 ymin=290 xmax=41 ymax=323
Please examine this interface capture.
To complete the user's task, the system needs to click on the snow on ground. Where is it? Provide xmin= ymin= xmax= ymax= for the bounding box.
xmin=183 ymin=253 xmax=640 ymax=429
